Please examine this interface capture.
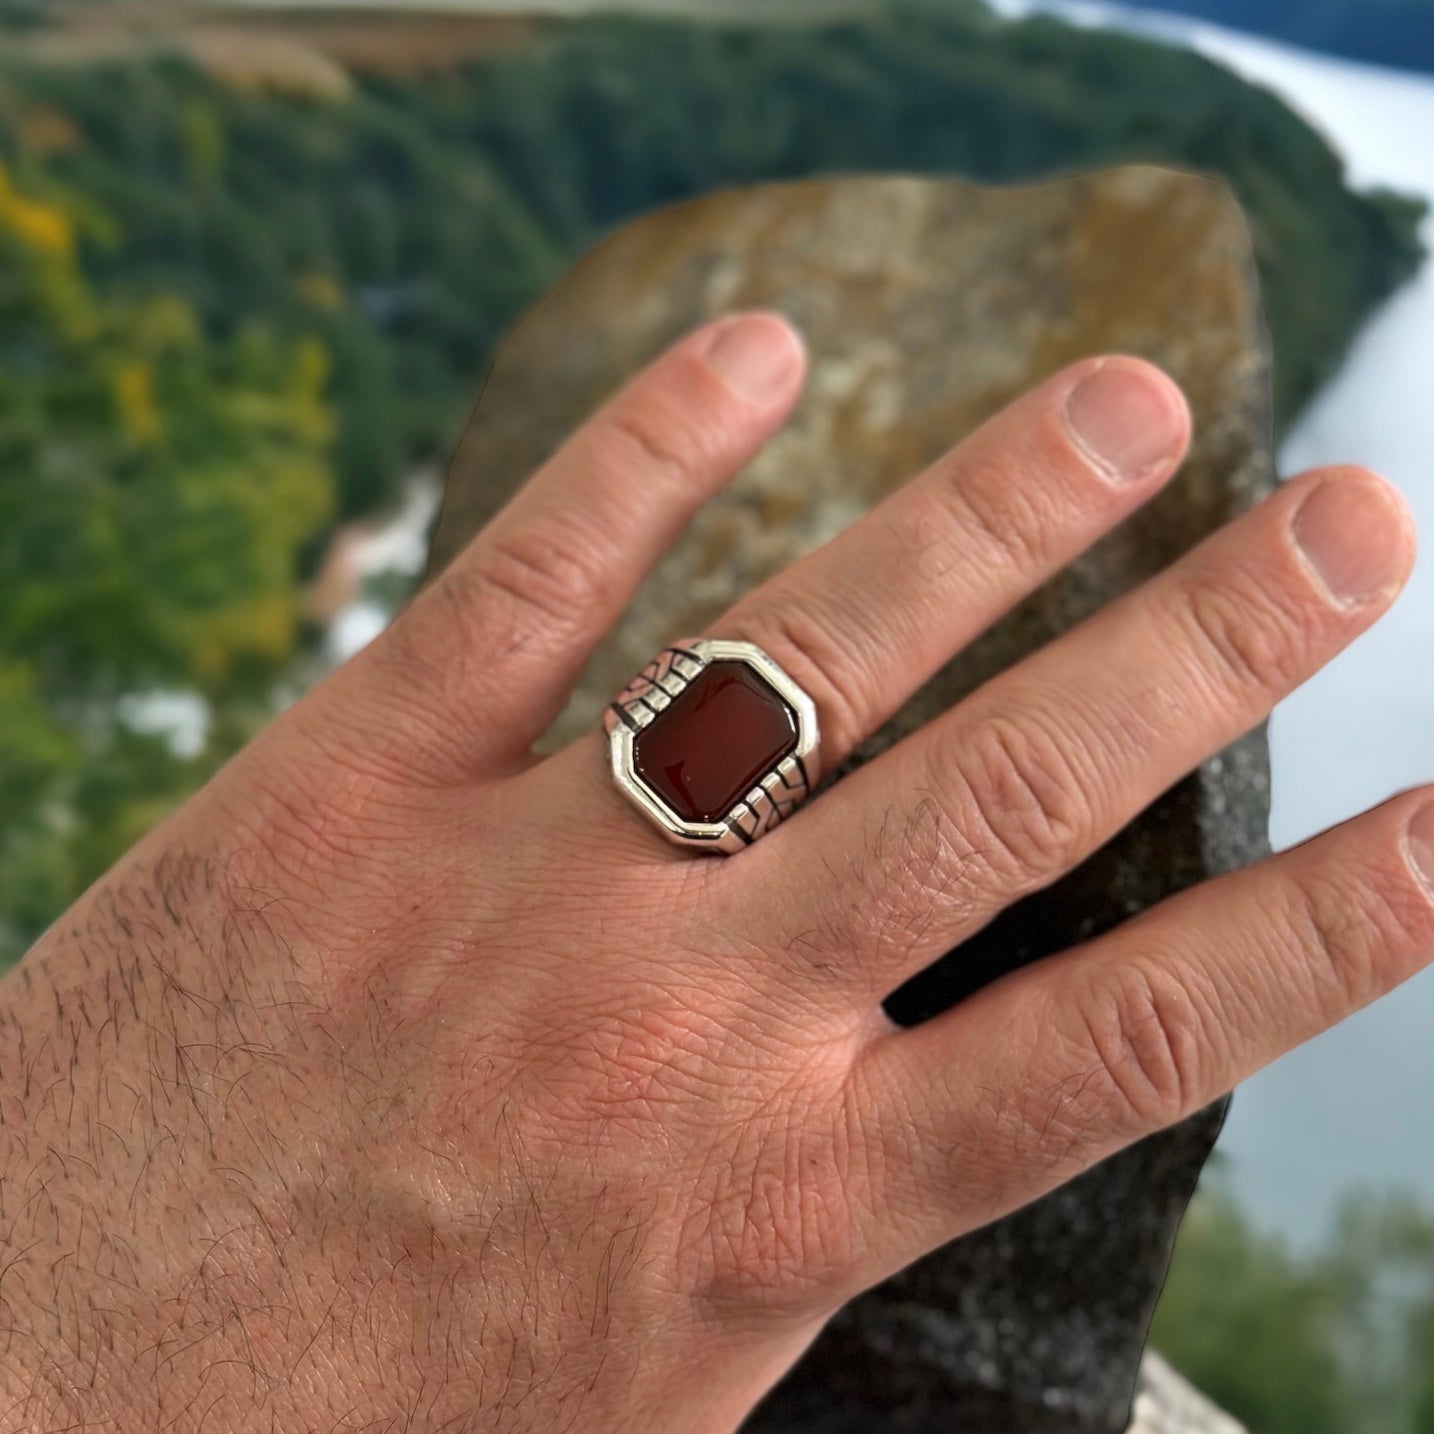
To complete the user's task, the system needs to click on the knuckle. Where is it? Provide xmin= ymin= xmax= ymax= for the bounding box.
xmin=472 ymin=516 xmax=616 ymax=634
xmin=1065 ymin=958 xmax=1207 ymax=1137
xmin=1283 ymin=868 xmax=1375 ymax=1014
xmin=879 ymin=494 xmax=962 ymax=588
xmin=1177 ymin=571 xmax=1310 ymax=699
xmin=813 ymin=794 xmax=979 ymax=986
xmin=1284 ymin=853 xmax=1434 ymax=1018
xmin=601 ymin=395 xmax=706 ymax=492
xmin=938 ymin=455 xmax=1050 ymax=574
xmin=942 ymin=710 xmax=1092 ymax=884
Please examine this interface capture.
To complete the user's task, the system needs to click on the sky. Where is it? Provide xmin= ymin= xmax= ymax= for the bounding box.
xmin=995 ymin=0 xmax=1434 ymax=1246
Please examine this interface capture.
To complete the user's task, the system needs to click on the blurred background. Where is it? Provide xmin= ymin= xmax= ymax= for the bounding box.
xmin=2 ymin=0 xmax=1434 ymax=1427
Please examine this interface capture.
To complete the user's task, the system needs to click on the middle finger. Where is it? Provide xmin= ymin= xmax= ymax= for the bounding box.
xmin=712 ymin=356 xmax=1190 ymax=766
xmin=732 ymin=465 xmax=1415 ymax=1003
xmin=546 ymin=355 xmax=1186 ymax=870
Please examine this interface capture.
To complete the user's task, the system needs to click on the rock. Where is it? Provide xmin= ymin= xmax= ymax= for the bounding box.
xmin=426 ymin=169 xmax=1274 ymax=1432
xmin=1129 ymin=1354 xmax=1248 ymax=1434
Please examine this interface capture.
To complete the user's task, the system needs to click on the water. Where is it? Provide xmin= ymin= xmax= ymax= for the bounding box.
xmin=997 ymin=0 xmax=1434 ymax=1245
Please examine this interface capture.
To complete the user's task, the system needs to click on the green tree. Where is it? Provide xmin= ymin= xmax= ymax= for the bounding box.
xmin=1153 ymin=1178 xmax=1355 ymax=1433
xmin=0 ymin=163 xmax=334 ymax=962
xmin=1155 ymin=1182 xmax=1434 ymax=1434
xmin=1326 ymin=1194 xmax=1434 ymax=1434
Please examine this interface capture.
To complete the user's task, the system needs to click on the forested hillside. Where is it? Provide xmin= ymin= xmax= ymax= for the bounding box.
xmin=0 ymin=0 xmax=1425 ymax=960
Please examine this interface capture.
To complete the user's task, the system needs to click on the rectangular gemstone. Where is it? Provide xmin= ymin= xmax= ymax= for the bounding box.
xmin=632 ymin=660 xmax=798 ymax=825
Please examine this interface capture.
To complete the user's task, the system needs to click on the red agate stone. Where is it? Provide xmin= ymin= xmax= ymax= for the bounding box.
xmin=633 ymin=660 xmax=798 ymax=825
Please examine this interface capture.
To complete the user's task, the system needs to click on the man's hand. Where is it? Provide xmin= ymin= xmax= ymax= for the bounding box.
xmin=1 ymin=314 xmax=1426 ymax=1433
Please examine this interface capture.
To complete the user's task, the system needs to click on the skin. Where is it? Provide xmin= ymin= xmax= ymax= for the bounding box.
xmin=0 ymin=311 xmax=1430 ymax=1433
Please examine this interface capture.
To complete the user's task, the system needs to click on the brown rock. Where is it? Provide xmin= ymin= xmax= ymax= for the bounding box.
xmin=427 ymin=169 xmax=1273 ymax=1433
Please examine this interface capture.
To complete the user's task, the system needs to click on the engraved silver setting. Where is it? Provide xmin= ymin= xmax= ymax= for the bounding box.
xmin=604 ymin=637 xmax=820 ymax=854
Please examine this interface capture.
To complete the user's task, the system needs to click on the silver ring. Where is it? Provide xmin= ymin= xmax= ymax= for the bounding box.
xmin=604 ymin=638 xmax=820 ymax=854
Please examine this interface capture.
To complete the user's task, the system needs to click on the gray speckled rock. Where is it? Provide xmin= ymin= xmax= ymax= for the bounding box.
xmin=426 ymin=170 xmax=1273 ymax=1433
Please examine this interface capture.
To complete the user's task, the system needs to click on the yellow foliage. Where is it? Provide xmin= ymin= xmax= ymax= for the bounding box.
xmin=189 ymin=591 xmax=298 ymax=682
xmin=296 ymin=335 xmax=332 ymax=397
xmin=0 ymin=167 xmax=97 ymax=343
xmin=113 ymin=362 xmax=162 ymax=445
xmin=0 ymin=658 xmax=76 ymax=773
xmin=296 ymin=272 xmax=344 ymax=312
xmin=133 ymin=295 xmax=200 ymax=352
xmin=0 ymin=164 xmax=73 ymax=258
xmin=292 ymin=337 xmax=335 ymax=444
xmin=176 ymin=445 xmax=334 ymax=686
xmin=247 ymin=450 xmax=334 ymax=552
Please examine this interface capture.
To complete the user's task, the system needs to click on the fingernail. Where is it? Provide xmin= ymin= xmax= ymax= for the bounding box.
xmin=704 ymin=314 xmax=803 ymax=403
xmin=1064 ymin=359 xmax=1187 ymax=485
xmin=1292 ymin=475 xmax=1407 ymax=607
xmin=1406 ymin=801 xmax=1434 ymax=898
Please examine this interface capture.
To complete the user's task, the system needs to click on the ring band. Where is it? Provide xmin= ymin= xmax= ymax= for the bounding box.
xmin=604 ymin=638 xmax=821 ymax=854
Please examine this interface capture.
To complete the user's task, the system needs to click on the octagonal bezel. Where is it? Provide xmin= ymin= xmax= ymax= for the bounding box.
xmin=607 ymin=638 xmax=820 ymax=853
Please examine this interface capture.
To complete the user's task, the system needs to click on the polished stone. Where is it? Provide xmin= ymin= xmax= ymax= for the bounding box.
xmin=633 ymin=661 xmax=796 ymax=825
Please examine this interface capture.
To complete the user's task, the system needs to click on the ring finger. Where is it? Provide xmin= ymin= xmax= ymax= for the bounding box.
xmin=547 ymin=353 xmax=1189 ymax=868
